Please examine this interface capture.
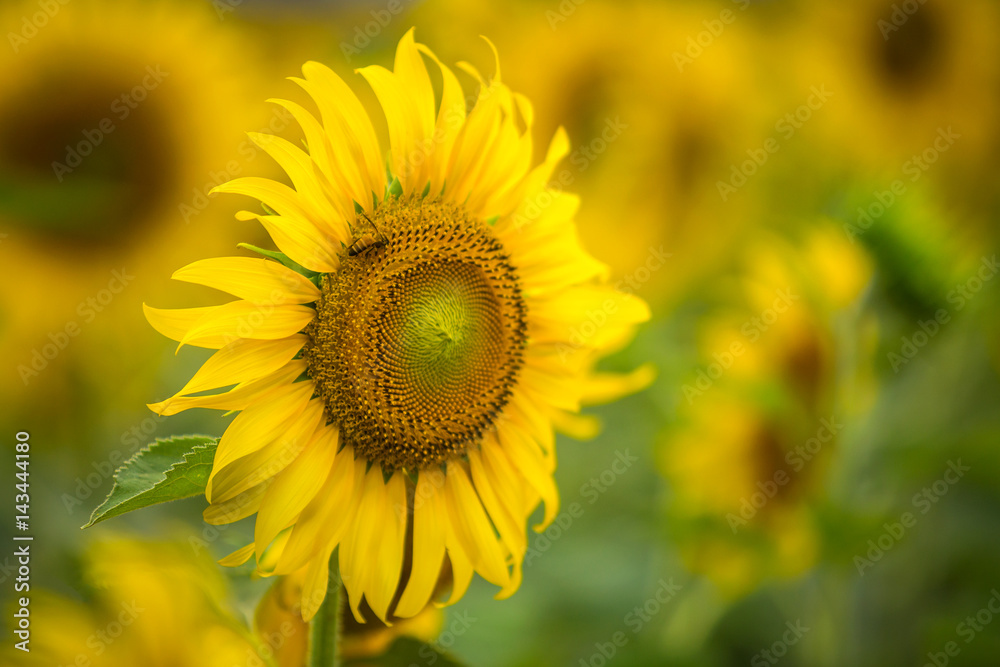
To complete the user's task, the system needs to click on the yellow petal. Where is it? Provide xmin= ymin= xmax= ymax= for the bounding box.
xmin=144 ymin=304 xmax=229 ymax=349
xmin=298 ymin=61 xmax=385 ymax=198
xmin=212 ymin=176 xmax=314 ymax=221
xmin=204 ymin=479 xmax=271 ymax=526
xmin=178 ymin=301 xmax=314 ymax=351
xmin=172 ymin=257 xmax=320 ymax=304
xmin=468 ymin=449 xmax=525 ymax=600
xmin=439 ymin=525 xmax=474 ymax=608
xmin=358 ymin=28 xmax=435 ymax=194
xmin=238 ymin=212 xmax=340 ymax=274
xmin=149 ymin=359 xmax=306 ymax=416
xmin=219 ymin=543 xmax=256 ymax=567
xmin=300 ymin=545 xmax=334 ymax=622
xmin=580 ymin=364 xmax=657 ymax=405
xmin=208 ymin=380 xmax=315 ymax=489
xmin=396 ymin=468 xmax=448 ymax=618
xmin=255 ymin=425 xmax=340 ymax=560
xmin=494 ymin=425 xmax=559 ymax=531
xmin=442 ymin=461 xmax=509 ymax=588
xmin=366 ymin=472 xmax=407 ymax=622
xmin=174 ymin=336 xmax=306 ymax=397
xmin=340 ymin=464 xmax=389 ymax=623
xmin=210 ymin=398 xmax=324 ymax=504
xmin=247 ymin=132 xmax=349 ymax=243
xmin=416 ymin=44 xmax=466 ymax=197
xmin=266 ymin=97 xmax=357 ymax=220
xmin=275 ymin=450 xmax=360 ymax=576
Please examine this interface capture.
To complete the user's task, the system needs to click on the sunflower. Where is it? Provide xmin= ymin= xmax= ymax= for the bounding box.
xmin=145 ymin=29 xmax=651 ymax=623
xmin=0 ymin=0 xmax=277 ymax=422
xmin=417 ymin=1 xmax=771 ymax=308
xmin=659 ymin=225 xmax=875 ymax=595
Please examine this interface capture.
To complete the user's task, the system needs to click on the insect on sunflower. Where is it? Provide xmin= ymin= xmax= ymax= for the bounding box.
xmin=145 ymin=28 xmax=652 ymax=623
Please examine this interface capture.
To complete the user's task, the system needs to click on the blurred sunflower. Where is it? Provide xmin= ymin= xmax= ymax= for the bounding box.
xmin=417 ymin=1 xmax=771 ymax=309
xmin=145 ymin=29 xmax=651 ymax=622
xmin=0 ymin=0 xmax=275 ymax=417
xmin=660 ymin=225 xmax=875 ymax=595
xmin=4 ymin=537 xmax=270 ymax=667
xmin=782 ymin=0 xmax=1000 ymax=220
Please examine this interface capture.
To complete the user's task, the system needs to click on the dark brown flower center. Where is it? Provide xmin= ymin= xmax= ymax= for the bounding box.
xmin=303 ymin=197 xmax=526 ymax=471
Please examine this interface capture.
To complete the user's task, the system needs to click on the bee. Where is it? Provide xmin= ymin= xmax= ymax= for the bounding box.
xmin=347 ymin=211 xmax=386 ymax=257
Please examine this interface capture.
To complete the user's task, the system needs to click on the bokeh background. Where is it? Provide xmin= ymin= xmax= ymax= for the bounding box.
xmin=3 ymin=0 xmax=1000 ymax=665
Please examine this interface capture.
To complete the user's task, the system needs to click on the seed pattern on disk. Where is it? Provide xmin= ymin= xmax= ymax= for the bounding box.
xmin=303 ymin=197 xmax=527 ymax=470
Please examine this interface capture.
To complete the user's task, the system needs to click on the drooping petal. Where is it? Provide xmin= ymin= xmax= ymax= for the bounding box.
xmin=396 ymin=469 xmax=448 ymax=618
xmin=442 ymin=461 xmax=509 ymax=588
xmin=254 ymin=425 xmax=340 ymax=559
xmin=210 ymin=398 xmax=325 ymax=504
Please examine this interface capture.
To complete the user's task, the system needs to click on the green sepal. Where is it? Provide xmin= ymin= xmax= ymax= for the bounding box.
xmin=485 ymin=215 xmax=499 ymax=226
xmin=261 ymin=202 xmax=278 ymax=216
xmin=387 ymin=176 xmax=403 ymax=198
xmin=238 ymin=243 xmax=320 ymax=283
xmin=353 ymin=200 xmax=365 ymax=215
xmin=421 ymin=181 xmax=431 ymax=199
xmin=83 ymin=436 xmax=217 ymax=529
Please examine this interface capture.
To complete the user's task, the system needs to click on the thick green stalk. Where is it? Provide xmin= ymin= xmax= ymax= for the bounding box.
xmin=307 ymin=554 xmax=341 ymax=667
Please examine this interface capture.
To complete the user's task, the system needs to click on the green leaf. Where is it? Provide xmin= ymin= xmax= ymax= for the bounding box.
xmin=83 ymin=436 xmax=217 ymax=528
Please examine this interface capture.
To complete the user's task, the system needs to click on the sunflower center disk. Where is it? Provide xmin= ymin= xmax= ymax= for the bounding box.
xmin=303 ymin=197 xmax=527 ymax=471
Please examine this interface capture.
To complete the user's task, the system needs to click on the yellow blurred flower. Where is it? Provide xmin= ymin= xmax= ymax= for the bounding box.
xmin=660 ymin=224 xmax=876 ymax=595
xmin=417 ymin=0 xmax=772 ymax=308
xmin=4 ymin=537 xmax=271 ymax=667
xmin=0 ymin=0 xmax=277 ymax=419
xmin=783 ymin=0 xmax=1000 ymax=185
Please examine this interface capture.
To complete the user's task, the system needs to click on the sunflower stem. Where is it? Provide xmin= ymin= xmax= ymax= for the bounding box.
xmin=307 ymin=554 xmax=342 ymax=667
